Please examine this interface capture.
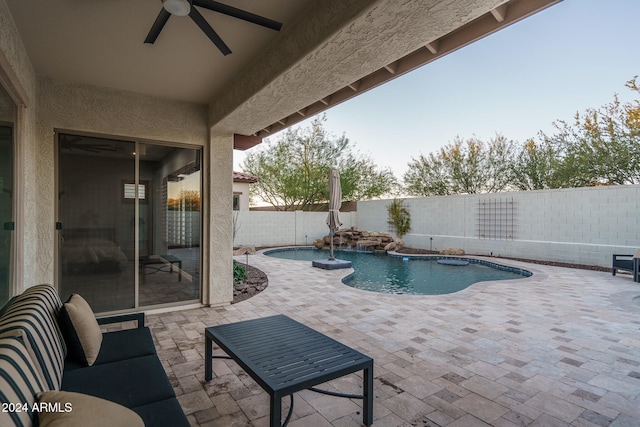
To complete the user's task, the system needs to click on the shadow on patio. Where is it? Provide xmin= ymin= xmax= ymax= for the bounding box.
xmin=143 ymin=253 xmax=640 ymax=426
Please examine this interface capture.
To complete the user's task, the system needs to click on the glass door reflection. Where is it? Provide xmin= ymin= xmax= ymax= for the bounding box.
xmin=58 ymin=135 xmax=136 ymax=312
xmin=138 ymin=143 xmax=200 ymax=306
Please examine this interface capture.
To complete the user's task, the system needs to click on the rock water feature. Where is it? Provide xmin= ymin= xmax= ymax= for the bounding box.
xmin=313 ymin=227 xmax=404 ymax=253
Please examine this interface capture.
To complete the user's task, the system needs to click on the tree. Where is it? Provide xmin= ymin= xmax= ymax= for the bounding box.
xmin=402 ymin=152 xmax=451 ymax=196
xmin=168 ymin=190 xmax=200 ymax=211
xmin=539 ymin=77 xmax=640 ymax=186
xmin=510 ymin=139 xmax=563 ymax=190
xmin=403 ymin=135 xmax=517 ymax=196
xmin=242 ymin=116 xmax=397 ymax=210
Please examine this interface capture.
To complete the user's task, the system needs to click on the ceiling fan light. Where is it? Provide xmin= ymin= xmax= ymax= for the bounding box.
xmin=163 ymin=0 xmax=191 ymax=16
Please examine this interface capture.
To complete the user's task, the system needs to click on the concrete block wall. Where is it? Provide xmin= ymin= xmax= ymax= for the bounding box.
xmin=358 ymin=185 xmax=640 ymax=268
xmin=233 ymin=211 xmax=356 ymax=247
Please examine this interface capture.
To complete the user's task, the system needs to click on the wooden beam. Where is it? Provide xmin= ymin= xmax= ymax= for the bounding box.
xmin=384 ymin=61 xmax=399 ymax=74
xmin=348 ymin=80 xmax=361 ymax=91
xmin=491 ymin=4 xmax=509 ymax=22
xmin=425 ymin=41 xmax=439 ymax=54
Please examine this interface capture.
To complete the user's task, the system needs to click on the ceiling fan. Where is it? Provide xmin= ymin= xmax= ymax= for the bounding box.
xmin=59 ymin=135 xmax=118 ymax=154
xmin=145 ymin=0 xmax=283 ymax=55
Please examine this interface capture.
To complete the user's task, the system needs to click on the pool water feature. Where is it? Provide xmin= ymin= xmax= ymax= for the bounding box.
xmin=264 ymin=248 xmax=531 ymax=295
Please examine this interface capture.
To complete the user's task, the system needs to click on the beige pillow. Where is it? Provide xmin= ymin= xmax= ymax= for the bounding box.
xmin=58 ymin=294 xmax=103 ymax=366
xmin=38 ymin=391 xmax=144 ymax=427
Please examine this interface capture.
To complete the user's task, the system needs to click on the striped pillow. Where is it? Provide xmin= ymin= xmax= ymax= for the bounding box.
xmin=15 ymin=285 xmax=64 ymax=319
xmin=0 ymin=293 xmax=66 ymax=390
xmin=11 ymin=285 xmax=67 ymax=357
xmin=0 ymin=336 xmax=46 ymax=427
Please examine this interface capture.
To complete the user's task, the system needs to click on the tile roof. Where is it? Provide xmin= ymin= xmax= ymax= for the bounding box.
xmin=233 ymin=171 xmax=259 ymax=183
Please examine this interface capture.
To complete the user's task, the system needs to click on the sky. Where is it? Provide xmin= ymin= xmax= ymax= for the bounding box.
xmin=234 ymin=0 xmax=640 ymax=180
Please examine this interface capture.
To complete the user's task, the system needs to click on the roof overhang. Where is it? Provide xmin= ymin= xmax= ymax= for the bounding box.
xmin=220 ymin=0 xmax=562 ymax=147
xmin=4 ymin=0 xmax=562 ymax=151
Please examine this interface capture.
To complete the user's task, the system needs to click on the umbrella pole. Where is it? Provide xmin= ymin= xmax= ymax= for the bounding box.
xmin=329 ymin=231 xmax=335 ymax=260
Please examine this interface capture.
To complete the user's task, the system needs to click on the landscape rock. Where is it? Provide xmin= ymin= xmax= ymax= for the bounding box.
xmin=315 ymin=228 xmax=406 ymax=253
xmin=440 ymin=247 xmax=465 ymax=255
xmin=233 ymin=245 xmax=256 ymax=256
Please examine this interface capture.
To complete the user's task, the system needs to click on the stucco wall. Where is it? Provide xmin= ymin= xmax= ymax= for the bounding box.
xmin=234 ymin=210 xmax=357 ymax=247
xmin=357 ymin=185 xmax=640 ymax=268
xmin=208 ymin=133 xmax=234 ymax=305
xmin=232 ymin=181 xmax=251 ymax=211
xmin=0 ymin=0 xmax=38 ymax=289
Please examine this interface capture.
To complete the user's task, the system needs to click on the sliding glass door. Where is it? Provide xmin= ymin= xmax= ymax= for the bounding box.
xmin=0 ymin=80 xmax=16 ymax=306
xmin=58 ymin=134 xmax=201 ymax=313
xmin=58 ymin=136 xmax=136 ymax=312
xmin=138 ymin=143 xmax=201 ymax=306
xmin=0 ymin=125 xmax=13 ymax=306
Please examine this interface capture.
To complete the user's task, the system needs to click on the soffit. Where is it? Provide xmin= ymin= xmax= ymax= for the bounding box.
xmin=5 ymin=0 xmax=313 ymax=105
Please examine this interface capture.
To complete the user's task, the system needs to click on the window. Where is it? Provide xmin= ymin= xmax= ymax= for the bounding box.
xmin=122 ymin=180 xmax=148 ymax=203
xmin=233 ymin=193 xmax=241 ymax=211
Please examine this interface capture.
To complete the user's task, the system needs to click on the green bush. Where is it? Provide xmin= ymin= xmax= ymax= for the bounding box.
xmin=387 ymin=198 xmax=411 ymax=238
xmin=233 ymin=261 xmax=247 ymax=282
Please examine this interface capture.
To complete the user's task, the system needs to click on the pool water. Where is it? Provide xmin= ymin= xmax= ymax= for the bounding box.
xmin=265 ymin=248 xmax=531 ymax=295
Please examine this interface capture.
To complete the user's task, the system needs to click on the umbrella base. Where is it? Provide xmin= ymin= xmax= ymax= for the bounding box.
xmin=312 ymin=259 xmax=352 ymax=270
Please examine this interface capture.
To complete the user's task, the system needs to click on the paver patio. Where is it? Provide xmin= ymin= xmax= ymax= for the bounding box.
xmin=143 ymin=251 xmax=640 ymax=426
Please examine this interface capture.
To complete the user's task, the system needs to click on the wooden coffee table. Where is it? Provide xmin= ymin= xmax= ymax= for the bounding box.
xmin=205 ymin=314 xmax=373 ymax=427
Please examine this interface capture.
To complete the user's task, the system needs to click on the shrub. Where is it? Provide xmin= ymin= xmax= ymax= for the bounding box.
xmin=387 ymin=198 xmax=411 ymax=238
xmin=233 ymin=261 xmax=247 ymax=282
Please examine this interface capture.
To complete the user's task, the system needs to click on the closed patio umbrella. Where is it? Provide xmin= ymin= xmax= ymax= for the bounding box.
xmin=326 ymin=168 xmax=342 ymax=260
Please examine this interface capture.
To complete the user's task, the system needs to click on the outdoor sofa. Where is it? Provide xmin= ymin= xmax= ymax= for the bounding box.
xmin=0 ymin=284 xmax=189 ymax=427
xmin=612 ymin=250 xmax=640 ymax=282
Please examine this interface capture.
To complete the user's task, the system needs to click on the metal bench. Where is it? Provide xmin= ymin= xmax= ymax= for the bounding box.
xmin=612 ymin=252 xmax=640 ymax=282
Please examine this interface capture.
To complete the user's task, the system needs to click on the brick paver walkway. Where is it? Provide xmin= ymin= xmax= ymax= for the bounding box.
xmin=146 ymin=251 xmax=640 ymax=426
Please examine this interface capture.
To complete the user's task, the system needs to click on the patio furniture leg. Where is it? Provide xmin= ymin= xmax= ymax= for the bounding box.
xmin=363 ymin=363 xmax=373 ymax=426
xmin=270 ymin=393 xmax=281 ymax=427
xmin=205 ymin=335 xmax=212 ymax=381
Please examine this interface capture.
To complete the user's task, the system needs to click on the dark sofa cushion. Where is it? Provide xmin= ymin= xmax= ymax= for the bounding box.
xmin=133 ymin=398 xmax=190 ymax=427
xmin=61 ymin=354 xmax=176 ymax=409
xmin=64 ymin=327 xmax=156 ymax=371
xmin=613 ymin=258 xmax=633 ymax=270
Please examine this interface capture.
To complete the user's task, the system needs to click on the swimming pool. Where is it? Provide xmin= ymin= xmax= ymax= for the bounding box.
xmin=264 ymin=248 xmax=531 ymax=295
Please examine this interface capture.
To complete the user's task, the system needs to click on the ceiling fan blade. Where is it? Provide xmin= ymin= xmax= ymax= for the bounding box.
xmin=144 ymin=8 xmax=171 ymax=44
xmin=193 ymin=0 xmax=283 ymax=31
xmin=86 ymin=145 xmax=118 ymax=152
xmin=189 ymin=7 xmax=232 ymax=55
